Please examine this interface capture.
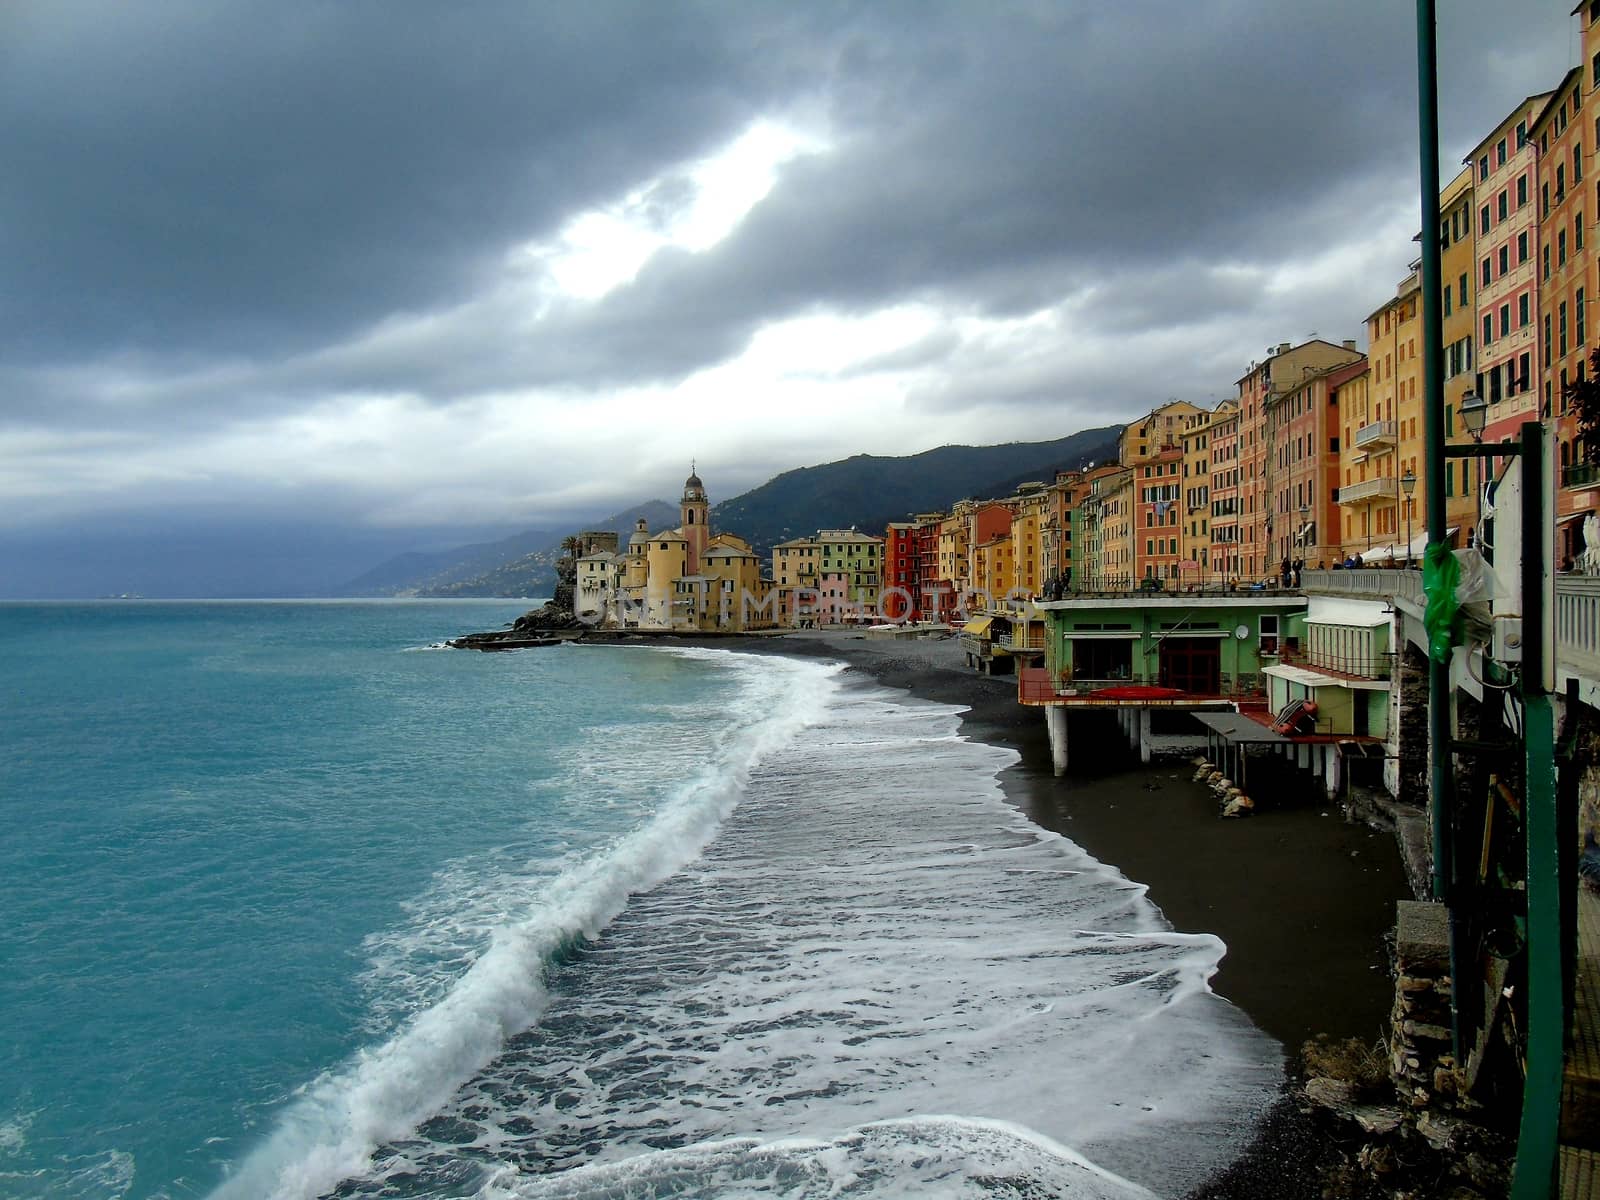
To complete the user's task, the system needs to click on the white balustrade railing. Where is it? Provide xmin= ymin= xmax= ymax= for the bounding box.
xmin=1302 ymin=569 xmax=1600 ymax=680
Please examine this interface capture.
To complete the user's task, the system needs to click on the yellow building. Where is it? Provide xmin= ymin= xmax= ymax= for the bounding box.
xmin=1438 ymin=166 xmax=1482 ymax=540
xmin=1180 ymin=407 xmax=1215 ymax=573
xmin=1098 ymin=469 xmax=1135 ymax=588
xmin=938 ymin=505 xmax=970 ymax=599
xmin=1119 ymin=400 xmax=1207 ymax=465
xmin=605 ymin=468 xmax=766 ymax=631
xmin=972 ymin=532 xmax=1012 ymax=603
xmin=700 ymin=533 xmax=775 ymax=631
xmin=1338 ymin=284 xmax=1417 ymax=559
xmin=1008 ymin=484 xmax=1050 ymax=598
xmin=770 ymin=528 xmax=883 ymax=626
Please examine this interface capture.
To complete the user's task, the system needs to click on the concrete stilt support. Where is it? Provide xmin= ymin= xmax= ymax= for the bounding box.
xmin=1138 ymin=708 xmax=1152 ymax=764
xmin=1045 ymin=706 xmax=1068 ymax=777
xmin=1325 ymin=744 xmax=1342 ymax=800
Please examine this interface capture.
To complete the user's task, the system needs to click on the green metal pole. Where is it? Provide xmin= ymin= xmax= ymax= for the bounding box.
xmin=1512 ymin=421 xmax=1560 ymax=1198
xmin=1415 ymin=0 xmax=1461 ymax=1060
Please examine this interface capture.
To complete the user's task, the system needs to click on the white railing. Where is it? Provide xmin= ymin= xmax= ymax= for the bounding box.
xmin=1304 ymin=569 xmax=1599 ymax=681
xmin=1556 ymin=576 xmax=1600 ymax=677
xmin=1355 ymin=420 xmax=1397 ymax=448
xmin=1338 ymin=477 xmax=1399 ymax=505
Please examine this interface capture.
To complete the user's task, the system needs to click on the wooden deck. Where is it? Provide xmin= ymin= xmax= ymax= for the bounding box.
xmin=1561 ymin=887 xmax=1600 ymax=1197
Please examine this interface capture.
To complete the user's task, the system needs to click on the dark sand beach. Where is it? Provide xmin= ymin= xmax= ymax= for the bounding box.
xmin=754 ymin=629 xmax=1411 ymax=1051
xmin=726 ymin=628 xmax=1415 ymax=1198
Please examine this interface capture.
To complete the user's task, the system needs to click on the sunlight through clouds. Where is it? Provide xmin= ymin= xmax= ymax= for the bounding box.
xmin=528 ymin=119 xmax=830 ymax=301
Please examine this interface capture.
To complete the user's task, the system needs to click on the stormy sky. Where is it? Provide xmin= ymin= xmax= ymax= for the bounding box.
xmin=0 ymin=1 xmax=1577 ymax=595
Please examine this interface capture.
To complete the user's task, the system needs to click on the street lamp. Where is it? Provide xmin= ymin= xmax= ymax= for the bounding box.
xmin=1458 ymin=388 xmax=1487 ymax=441
xmin=1401 ymin=469 xmax=1417 ymax=568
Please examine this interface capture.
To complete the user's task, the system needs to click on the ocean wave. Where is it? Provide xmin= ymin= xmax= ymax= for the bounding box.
xmin=472 ymin=1116 xmax=1158 ymax=1200
xmin=0 ymin=1148 xmax=135 ymax=1200
xmin=328 ymin=675 xmax=1278 ymax=1200
xmin=209 ymin=651 xmax=843 ymax=1200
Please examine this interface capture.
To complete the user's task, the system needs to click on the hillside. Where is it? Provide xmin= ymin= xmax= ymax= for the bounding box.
xmin=338 ymin=427 xmax=1122 ymax=598
xmin=336 ymin=500 xmax=677 ymax=597
xmin=412 ymin=500 xmax=679 ymax=598
xmin=709 ymin=427 xmax=1121 ymax=553
xmin=334 ymin=527 xmax=562 ymax=596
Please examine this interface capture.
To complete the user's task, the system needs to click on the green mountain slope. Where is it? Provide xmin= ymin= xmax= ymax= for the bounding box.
xmin=710 ymin=427 xmax=1121 ymax=553
xmin=414 ymin=500 xmax=679 ymax=598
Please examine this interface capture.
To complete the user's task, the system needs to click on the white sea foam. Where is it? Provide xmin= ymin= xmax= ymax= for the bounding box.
xmin=0 ymin=1148 xmax=136 ymax=1200
xmin=210 ymin=649 xmax=842 ymax=1200
xmin=0 ymin=1108 xmax=33 ymax=1156
xmin=328 ymin=668 xmax=1280 ymax=1199
xmin=474 ymin=1116 xmax=1158 ymax=1199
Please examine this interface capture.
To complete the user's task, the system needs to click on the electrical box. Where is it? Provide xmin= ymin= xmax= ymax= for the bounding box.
xmin=1494 ymin=616 xmax=1524 ymax=663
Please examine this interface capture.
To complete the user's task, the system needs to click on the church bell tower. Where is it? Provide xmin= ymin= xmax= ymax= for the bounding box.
xmin=681 ymin=463 xmax=709 ymax=575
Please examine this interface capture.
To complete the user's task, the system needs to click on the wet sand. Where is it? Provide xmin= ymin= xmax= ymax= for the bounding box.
xmin=750 ymin=629 xmax=1411 ymax=1052
xmin=617 ymin=627 xmax=1414 ymax=1197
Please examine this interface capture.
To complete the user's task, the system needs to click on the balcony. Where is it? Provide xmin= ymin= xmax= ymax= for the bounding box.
xmin=1017 ymin=666 xmax=1265 ymax=705
xmin=1354 ymin=420 xmax=1397 ymax=450
xmin=1337 ymin=476 xmax=1398 ymax=505
xmin=1000 ymin=628 xmax=1046 ymax=653
xmin=1563 ymin=461 xmax=1600 ymax=489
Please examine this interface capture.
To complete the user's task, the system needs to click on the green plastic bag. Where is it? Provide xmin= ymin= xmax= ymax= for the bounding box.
xmin=1422 ymin=542 xmax=1461 ymax=663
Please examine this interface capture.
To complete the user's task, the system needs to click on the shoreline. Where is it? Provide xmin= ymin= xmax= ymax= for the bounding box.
xmin=663 ymin=629 xmax=1414 ymax=1198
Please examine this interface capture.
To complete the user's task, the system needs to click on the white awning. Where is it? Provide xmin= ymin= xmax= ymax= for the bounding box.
xmin=1305 ymin=597 xmax=1391 ymax=627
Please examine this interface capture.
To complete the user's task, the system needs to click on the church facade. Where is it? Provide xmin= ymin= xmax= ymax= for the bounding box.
xmin=576 ymin=470 xmax=777 ymax=632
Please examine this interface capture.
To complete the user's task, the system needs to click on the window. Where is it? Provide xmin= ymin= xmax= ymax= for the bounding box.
xmin=1580 ymin=214 xmax=1586 ymax=251
xmin=1560 ymin=229 xmax=1569 ymax=266
xmin=1518 ymin=230 xmax=1529 ymax=262
xmin=1481 ymin=203 xmax=1491 ymax=234
xmin=1559 ymin=163 xmax=1568 ymax=198
xmin=1459 ymin=273 xmax=1468 ymax=307
xmin=1579 ymin=143 xmax=1586 ymax=184
xmin=1546 ymin=313 xmax=1554 ymax=363
xmin=1499 ymin=244 xmax=1510 ymax=274
xmin=1545 ymin=243 xmax=1552 ymax=279
xmin=1443 ymin=287 xmax=1452 ymax=316
xmin=1544 ymin=182 xmax=1551 ymax=216
xmin=1482 ymin=256 xmax=1493 ymax=286
xmin=1260 ymin=614 xmax=1280 ymax=656
xmin=1520 ymin=293 xmax=1530 ymax=326
xmin=1518 ymin=120 xmax=1529 ymax=147
xmin=1518 ymin=174 xmax=1529 ymax=207
xmin=1479 ymin=154 xmax=1490 ymax=182
xmin=1581 ymin=288 xmax=1588 ymax=345
xmin=1500 ymin=303 xmax=1511 ymax=337
xmin=1497 ymin=137 xmax=1508 ymax=165
xmin=1498 ymin=190 xmax=1509 ymax=220
xmin=1560 ymin=301 xmax=1569 ymax=356
xmin=1519 ymin=352 xmax=1531 ymax=392
xmin=1484 ymin=314 xmax=1494 ymax=345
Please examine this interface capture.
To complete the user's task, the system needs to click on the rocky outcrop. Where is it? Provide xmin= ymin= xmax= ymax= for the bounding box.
xmin=447 ymin=601 xmax=586 ymax=650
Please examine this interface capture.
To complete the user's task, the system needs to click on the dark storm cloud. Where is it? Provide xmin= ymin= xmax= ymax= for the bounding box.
xmin=3 ymin=0 xmax=1562 ymax=384
xmin=0 ymin=0 xmax=786 ymax=364
xmin=327 ymin=0 xmax=1554 ymax=401
xmin=0 ymin=0 xmax=1577 ymax=598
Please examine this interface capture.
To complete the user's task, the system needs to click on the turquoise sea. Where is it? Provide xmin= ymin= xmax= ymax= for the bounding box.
xmin=0 ymin=601 xmax=1279 ymax=1200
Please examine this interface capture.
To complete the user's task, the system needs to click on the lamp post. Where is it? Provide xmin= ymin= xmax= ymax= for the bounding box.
xmin=1459 ymin=388 xmax=1487 ymax=548
xmin=1401 ymin=469 xmax=1417 ymax=567
xmin=1299 ymin=503 xmax=1311 ymax=560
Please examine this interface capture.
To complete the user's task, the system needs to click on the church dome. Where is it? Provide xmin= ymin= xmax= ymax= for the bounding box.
xmin=685 ymin=470 xmax=704 ymax=491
